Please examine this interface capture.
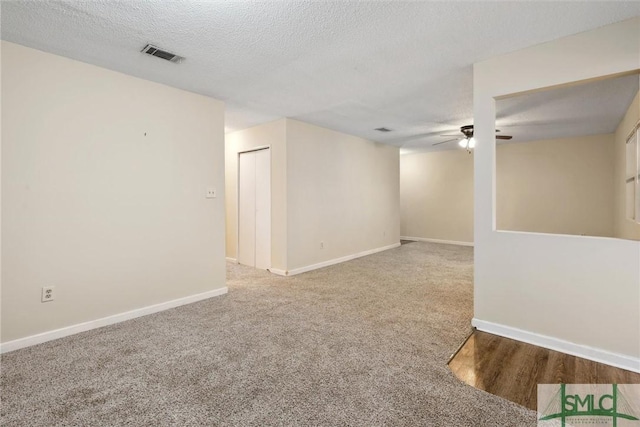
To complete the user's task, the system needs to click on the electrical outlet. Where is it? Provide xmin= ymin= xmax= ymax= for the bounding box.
xmin=41 ymin=286 xmax=55 ymax=303
xmin=206 ymin=188 xmax=217 ymax=199
xmin=320 ymin=241 xmax=324 ymax=249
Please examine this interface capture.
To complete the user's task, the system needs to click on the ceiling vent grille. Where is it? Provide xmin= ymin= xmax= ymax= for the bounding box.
xmin=375 ymin=127 xmax=392 ymax=132
xmin=141 ymin=44 xmax=184 ymax=63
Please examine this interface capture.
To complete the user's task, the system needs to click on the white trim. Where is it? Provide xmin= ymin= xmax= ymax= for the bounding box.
xmin=400 ymin=236 xmax=474 ymax=247
xmin=268 ymin=268 xmax=287 ymax=276
xmin=472 ymin=318 xmax=640 ymax=374
xmin=284 ymin=243 xmax=401 ymax=276
xmin=226 ymin=257 xmax=237 ymax=263
xmin=0 ymin=287 xmax=228 ymax=354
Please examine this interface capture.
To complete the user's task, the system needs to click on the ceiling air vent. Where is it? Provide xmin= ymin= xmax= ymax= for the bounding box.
xmin=141 ymin=44 xmax=184 ymax=63
xmin=375 ymin=127 xmax=392 ymax=132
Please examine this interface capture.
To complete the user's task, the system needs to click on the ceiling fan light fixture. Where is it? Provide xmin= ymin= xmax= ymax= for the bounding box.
xmin=434 ymin=124 xmax=512 ymax=149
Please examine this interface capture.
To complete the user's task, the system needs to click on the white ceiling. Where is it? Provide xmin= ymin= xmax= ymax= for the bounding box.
xmin=2 ymin=1 xmax=640 ymax=152
xmin=496 ymin=73 xmax=639 ymax=145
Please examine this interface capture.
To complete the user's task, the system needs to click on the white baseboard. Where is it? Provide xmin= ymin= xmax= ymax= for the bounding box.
xmin=472 ymin=318 xmax=640 ymax=373
xmin=283 ymin=242 xmax=401 ymax=276
xmin=226 ymin=257 xmax=237 ymax=263
xmin=0 ymin=287 xmax=228 ymax=354
xmin=401 ymin=236 xmax=474 ymax=247
xmin=268 ymin=268 xmax=287 ymax=276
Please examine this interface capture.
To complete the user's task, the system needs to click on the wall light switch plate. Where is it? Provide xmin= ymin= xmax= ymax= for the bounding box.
xmin=206 ymin=188 xmax=216 ymax=199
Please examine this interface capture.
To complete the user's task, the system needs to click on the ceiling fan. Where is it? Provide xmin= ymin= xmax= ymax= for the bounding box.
xmin=433 ymin=125 xmax=513 ymax=152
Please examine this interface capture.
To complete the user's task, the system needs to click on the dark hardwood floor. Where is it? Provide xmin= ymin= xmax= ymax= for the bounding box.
xmin=448 ymin=330 xmax=640 ymax=410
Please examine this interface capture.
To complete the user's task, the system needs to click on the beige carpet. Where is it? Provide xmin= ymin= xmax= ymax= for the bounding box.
xmin=1 ymin=242 xmax=535 ymax=426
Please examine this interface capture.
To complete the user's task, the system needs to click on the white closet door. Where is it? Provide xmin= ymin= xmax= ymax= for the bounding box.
xmin=254 ymin=149 xmax=271 ymax=269
xmin=238 ymin=151 xmax=256 ymax=267
xmin=238 ymin=148 xmax=271 ymax=269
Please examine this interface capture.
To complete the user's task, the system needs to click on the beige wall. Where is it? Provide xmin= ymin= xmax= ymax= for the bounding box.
xmin=497 ymin=134 xmax=615 ymax=238
xmin=473 ymin=17 xmax=640 ymax=365
xmin=225 ymin=119 xmax=287 ymax=270
xmin=613 ymin=90 xmax=640 ymax=240
xmin=400 ymin=150 xmax=474 ymax=243
xmin=400 ymin=134 xmax=615 ymax=244
xmin=225 ymin=118 xmax=400 ymax=273
xmin=1 ymin=42 xmax=226 ymax=343
xmin=286 ymin=119 xmax=400 ymax=271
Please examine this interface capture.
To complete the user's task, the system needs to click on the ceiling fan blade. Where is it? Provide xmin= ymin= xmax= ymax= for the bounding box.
xmin=432 ymin=138 xmax=458 ymax=146
xmin=496 ymin=135 xmax=513 ymax=140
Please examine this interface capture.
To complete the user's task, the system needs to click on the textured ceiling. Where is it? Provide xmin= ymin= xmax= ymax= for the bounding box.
xmin=2 ymin=1 xmax=640 ymax=152
xmin=496 ymin=73 xmax=639 ymax=145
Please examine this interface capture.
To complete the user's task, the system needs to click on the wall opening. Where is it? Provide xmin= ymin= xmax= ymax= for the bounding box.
xmin=494 ymin=71 xmax=640 ymax=241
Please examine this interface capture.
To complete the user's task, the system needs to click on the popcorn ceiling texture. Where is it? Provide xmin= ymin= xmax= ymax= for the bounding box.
xmin=2 ymin=1 xmax=639 ymax=152
xmin=1 ymin=242 xmax=535 ymax=426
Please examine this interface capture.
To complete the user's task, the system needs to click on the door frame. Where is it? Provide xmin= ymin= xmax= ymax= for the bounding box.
xmin=236 ymin=145 xmax=271 ymax=268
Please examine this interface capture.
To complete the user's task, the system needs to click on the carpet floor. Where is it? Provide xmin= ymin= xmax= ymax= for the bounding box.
xmin=1 ymin=242 xmax=535 ymax=426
